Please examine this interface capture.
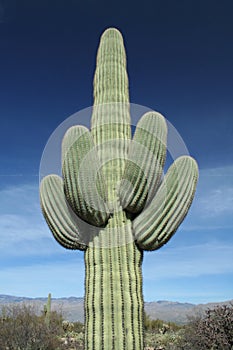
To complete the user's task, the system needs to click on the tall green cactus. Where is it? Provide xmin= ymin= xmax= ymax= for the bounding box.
xmin=44 ymin=292 xmax=51 ymax=327
xmin=40 ymin=28 xmax=198 ymax=350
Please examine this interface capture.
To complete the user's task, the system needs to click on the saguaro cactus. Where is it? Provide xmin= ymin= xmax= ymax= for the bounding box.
xmin=44 ymin=292 xmax=51 ymax=327
xmin=40 ymin=28 xmax=198 ymax=350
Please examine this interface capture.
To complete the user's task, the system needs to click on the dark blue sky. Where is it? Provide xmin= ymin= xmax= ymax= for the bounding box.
xmin=0 ymin=1 xmax=233 ymax=302
xmin=1 ymin=0 xmax=232 ymax=180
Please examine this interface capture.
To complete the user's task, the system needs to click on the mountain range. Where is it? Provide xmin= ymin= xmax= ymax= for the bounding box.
xmin=0 ymin=295 xmax=232 ymax=324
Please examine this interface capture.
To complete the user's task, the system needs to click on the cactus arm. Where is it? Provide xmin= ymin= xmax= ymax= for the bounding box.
xmin=133 ymin=156 xmax=198 ymax=251
xmin=118 ymin=111 xmax=167 ymax=213
xmin=40 ymin=175 xmax=87 ymax=250
xmin=62 ymin=125 xmax=109 ymax=227
xmin=91 ymin=28 xmax=131 ymax=203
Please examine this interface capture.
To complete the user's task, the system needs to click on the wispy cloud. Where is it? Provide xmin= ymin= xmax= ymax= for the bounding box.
xmin=198 ymin=187 xmax=233 ymax=217
xmin=197 ymin=165 xmax=233 ymax=215
xmin=0 ymin=181 xmax=85 ymax=298
xmin=141 ymin=165 xmax=233 ymax=302
xmin=179 ymin=165 xmax=233 ymax=231
xmin=0 ymin=167 xmax=232 ymax=301
xmin=1 ymin=165 xmax=232 ymax=250
xmin=143 ymin=241 xmax=233 ymax=280
xmin=0 ymin=214 xmax=47 ymax=242
xmin=0 ymin=183 xmax=57 ymax=257
xmin=0 ymin=183 xmax=40 ymax=215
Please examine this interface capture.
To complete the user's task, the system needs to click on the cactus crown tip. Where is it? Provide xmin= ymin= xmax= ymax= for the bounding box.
xmin=177 ymin=155 xmax=199 ymax=168
xmin=101 ymin=27 xmax=123 ymax=40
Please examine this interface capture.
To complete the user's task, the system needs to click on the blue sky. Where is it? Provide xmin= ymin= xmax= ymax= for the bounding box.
xmin=0 ymin=0 xmax=233 ymax=304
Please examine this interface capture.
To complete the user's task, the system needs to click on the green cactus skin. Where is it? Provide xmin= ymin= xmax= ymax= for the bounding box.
xmin=133 ymin=156 xmax=198 ymax=251
xmin=62 ymin=125 xmax=109 ymax=227
xmin=40 ymin=175 xmax=87 ymax=250
xmin=84 ymin=221 xmax=144 ymax=349
xmin=118 ymin=111 xmax=167 ymax=214
xmin=44 ymin=293 xmax=51 ymax=327
xmin=91 ymin=29 xmax=131 ymax=204
xmin=40 ymin=27 xmax=198 ymax=350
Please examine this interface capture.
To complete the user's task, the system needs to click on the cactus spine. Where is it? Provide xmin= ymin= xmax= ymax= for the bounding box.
xmin=40 ymin=28 xmax=198 ymax=350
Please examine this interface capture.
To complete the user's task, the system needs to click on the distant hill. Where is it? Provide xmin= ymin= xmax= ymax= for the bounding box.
xmin=0 ymin=295 xmax=232 ymax=324
xmin=145 ymin=299 xmax=233 ymax=324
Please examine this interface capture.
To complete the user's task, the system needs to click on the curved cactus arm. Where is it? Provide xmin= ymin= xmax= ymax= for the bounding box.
xmin=40 ymin=174 xmax=87 ymax=250
xmin=62 ymin=125 xmax=110 ymax=227
xmin=91 ymin=28 xmax=131 ymax=203
xmin=118 ymin=111 xmax=167 ymax=214
xmin=133 ymin=156 xmax=198 ymax=251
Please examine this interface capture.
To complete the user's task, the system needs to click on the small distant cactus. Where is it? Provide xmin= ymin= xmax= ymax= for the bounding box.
xmin=40 ymin=28 xmax=198 ymax=349
xmin=44 ymin=292 xmax=51 ymax=327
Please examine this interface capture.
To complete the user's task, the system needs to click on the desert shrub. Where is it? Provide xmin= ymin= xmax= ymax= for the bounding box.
xmin=144 ymin=312 xmax=184 ymax=350
xmin=145 ymin=329 xmax=184 ymax=349
xmin=180 ymin=303 xmax=233 ymax=349
xmin=0 ymin=303 xmax=63 ymax=350
xmin=60 ymin=320 xmax=84 ymax=350
xmin=72 ymin=320 xmax=85 ymax=333
xmin=144 ymin=312 xmax=182 ymax=334
xmin=144 ymin=312 xmax=163 ymax=332
xmin=60 ymin=331 xmax=84 ymax=350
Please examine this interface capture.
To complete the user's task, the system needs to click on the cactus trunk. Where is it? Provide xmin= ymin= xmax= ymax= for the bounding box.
xmin=84 ymin=215 xmax=144 ymax=350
